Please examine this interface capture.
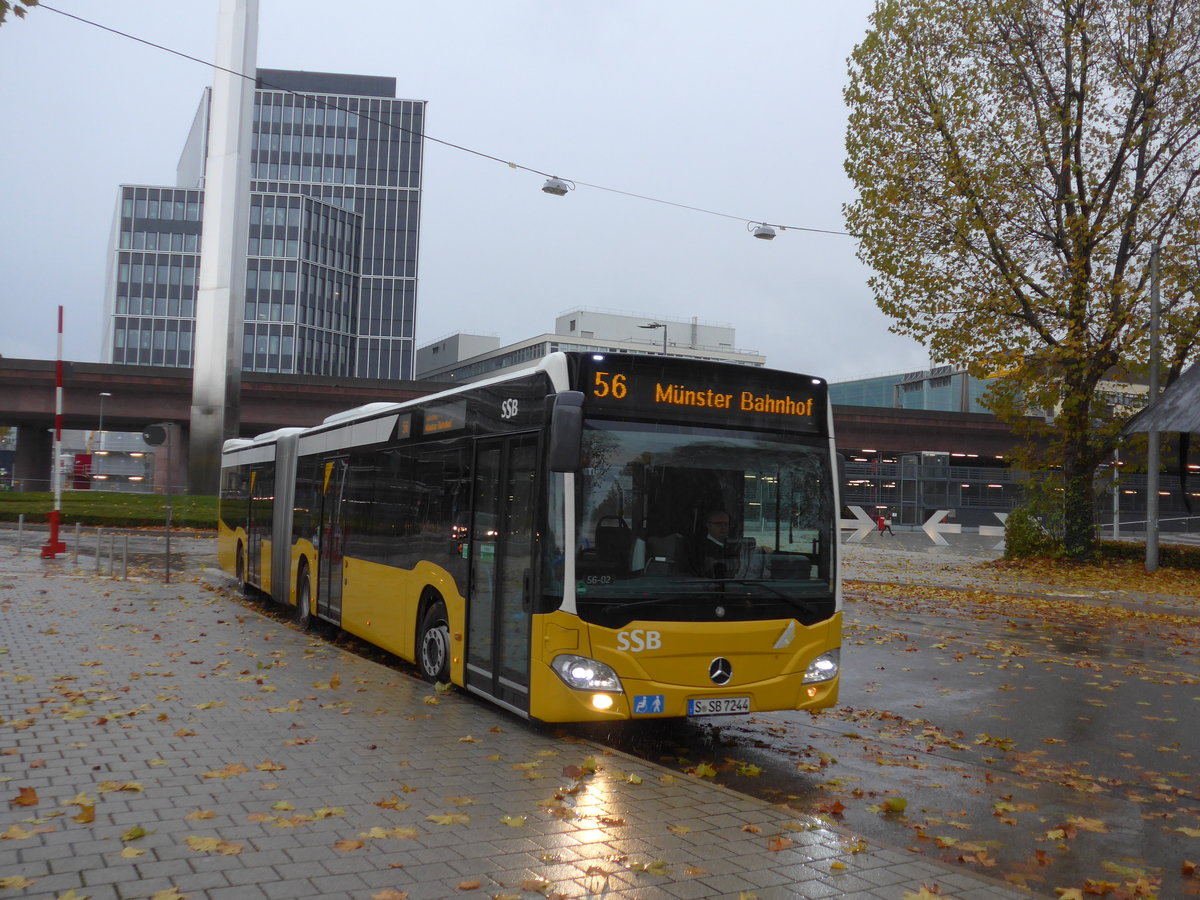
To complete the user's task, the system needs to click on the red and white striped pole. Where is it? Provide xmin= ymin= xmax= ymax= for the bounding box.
xmin=40 ymin=305 xmax=67 ymax=559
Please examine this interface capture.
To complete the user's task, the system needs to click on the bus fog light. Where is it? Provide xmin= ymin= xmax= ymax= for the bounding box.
xmin=591 ymin=693 xmax=615 ymax=711
xmin=803 ymin=649 xmax=839 ymax=684
xmin=551 ymin=655 xmax=623 ymax=692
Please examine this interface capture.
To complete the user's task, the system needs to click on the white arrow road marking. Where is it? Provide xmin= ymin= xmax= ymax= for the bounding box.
xmin=922 ymin=509 xmax=962 ymax=546
xmin=840 ymin=506 xmax=877 ymax=544
xmin=978 ymin=512 xmax=1008 ymax=550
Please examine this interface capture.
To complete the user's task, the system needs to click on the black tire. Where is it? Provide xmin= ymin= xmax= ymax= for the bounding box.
xmin=295 ymin=563 xmax=312 ymax=628
xmin=417 ymin=601 xmax=451 ymax=683
xmin=235 ymin=543 xmax=247 ymax=590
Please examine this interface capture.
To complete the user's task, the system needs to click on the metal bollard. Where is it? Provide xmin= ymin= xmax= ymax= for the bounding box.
xmin=108 ymin=533 xmax=116 ymax=578
xmin=95 ymin=529 xmax=103 ymax=575
xmin=122 ymin=535 xmax=129 ymax=581
xmin=73 ymin=522 xmax=81 ymax=562
xmin=16 ymin=514 xmax=23 ymax=556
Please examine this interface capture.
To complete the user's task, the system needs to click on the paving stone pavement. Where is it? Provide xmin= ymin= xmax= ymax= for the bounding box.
xmin=0 ymin=549 xmax=1035 ymax=900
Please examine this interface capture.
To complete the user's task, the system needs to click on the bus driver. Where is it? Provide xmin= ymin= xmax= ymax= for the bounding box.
xmin=690 ymin=510 xmax=773 ymax=579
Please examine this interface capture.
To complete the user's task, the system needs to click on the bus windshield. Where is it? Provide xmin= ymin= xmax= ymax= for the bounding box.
xmin=571 ymin=419 xmax=836 ymax=629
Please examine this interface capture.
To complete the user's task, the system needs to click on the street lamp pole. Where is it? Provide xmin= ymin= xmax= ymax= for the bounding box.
xmin=97 ymin=392 xmax=112 ymax=453
xmin=639 ymin=322 xmax=668 ymax=356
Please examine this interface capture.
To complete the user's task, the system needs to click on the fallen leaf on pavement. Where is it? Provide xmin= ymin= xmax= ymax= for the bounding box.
xmin=202 ymin=764 xmax=249 ymax=780
xmin=10 ymin=787 xmax=38 ymax=807
xmin=98 ymin=781 xmax=143 ymax=793
xmin=375 ymin=797 xmax=410 ymax=811
xmin=426 ymin=813 xmax=470 ymax=826
xmin=185 ymin=835 xmax=243 ymax=855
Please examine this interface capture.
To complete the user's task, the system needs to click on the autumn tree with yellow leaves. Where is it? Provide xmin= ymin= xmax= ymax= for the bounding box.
xmin=0 ymin=0 xmax=37 ymax=26
xmin=844 ymin=0 xmax=1200 ymax=558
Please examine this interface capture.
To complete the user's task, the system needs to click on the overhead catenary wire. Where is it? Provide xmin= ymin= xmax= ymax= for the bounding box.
xmin=36 ymin=2 xmax=851 ymax=238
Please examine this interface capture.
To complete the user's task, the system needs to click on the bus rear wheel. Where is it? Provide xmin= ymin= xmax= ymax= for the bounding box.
xmin=417 ymin=601 xmax=450 ymax=683
xmin=295 ymin=564 xmax=312 ymax=629
xmin=235 ymin=543 xmax=247 ymax=591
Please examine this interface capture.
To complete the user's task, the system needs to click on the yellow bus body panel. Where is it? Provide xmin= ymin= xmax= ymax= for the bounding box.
xmin=529 ymin=609 xmax=842 ymax=722
xmin=217 ymin=521 xmax=243 ymax=577
xmin=338 ymin=557 xmax=466 ymax=682
xmin=216 ymin=522 xmax=270 ymax=595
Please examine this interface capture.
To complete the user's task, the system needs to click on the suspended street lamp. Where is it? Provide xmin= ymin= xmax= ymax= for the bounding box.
xmin=541 ymin=176 xmax=573 ymax=196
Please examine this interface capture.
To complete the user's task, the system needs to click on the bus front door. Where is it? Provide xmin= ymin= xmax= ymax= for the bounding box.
xmin=317 ymin=458 xmax=348 ymax=622
xmin=466 ymin=435 xmax=537 ymax=714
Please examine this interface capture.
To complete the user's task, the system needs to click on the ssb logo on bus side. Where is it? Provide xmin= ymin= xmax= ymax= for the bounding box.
xmin=500 ymin=398 xmax=519 ymax=419
xmin=616 ymin=629 xmax=661 ymax=652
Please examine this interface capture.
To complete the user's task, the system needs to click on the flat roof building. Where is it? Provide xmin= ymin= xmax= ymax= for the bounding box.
xmin=415 ymin=308 xmax=765 ymax=383
xmin=102 ymin=69 xmax=425 ymax=380
xmin=830 ymin=366 xmax=992 ymax=413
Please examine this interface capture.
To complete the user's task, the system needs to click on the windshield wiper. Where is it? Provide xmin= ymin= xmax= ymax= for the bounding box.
xmin=729 ymin=580 xmax=822 ymax=616
xmin=597 ymin=595 xmax=699 ymax=615
xmin=595 ymin=581 xmax=824 ymax=617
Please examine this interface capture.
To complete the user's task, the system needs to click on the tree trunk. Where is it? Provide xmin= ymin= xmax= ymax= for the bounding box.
xmin=1062 ymin=462 xmax=1097 ymax=560
xmin=1059 ymin=366 xmax=1100 ymax=561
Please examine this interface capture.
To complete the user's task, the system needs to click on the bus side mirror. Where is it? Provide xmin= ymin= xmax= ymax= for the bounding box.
xmin=547 ymin=391 xmax=584 ymax=473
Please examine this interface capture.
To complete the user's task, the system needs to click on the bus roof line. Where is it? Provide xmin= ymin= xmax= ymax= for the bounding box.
xmin=297 ymin=352 xmax=572 ymax=439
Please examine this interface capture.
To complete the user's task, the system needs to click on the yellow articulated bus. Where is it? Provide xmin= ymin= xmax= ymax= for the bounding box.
xmin=219 ymin=351 xmax=842 ymax=723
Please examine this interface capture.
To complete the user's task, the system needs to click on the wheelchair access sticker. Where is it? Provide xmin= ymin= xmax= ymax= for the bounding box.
xmin=632 ymin=695 xmax=665 ymax=715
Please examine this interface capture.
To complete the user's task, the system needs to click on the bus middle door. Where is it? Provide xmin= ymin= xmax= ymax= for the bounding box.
xmin=317 ymin=457 xmax=349 ymax=622
xmin=466 ymin=435 xmax=537 ymax=714
xmin=245 ymin=468 xmax=263 ymax=585
xmin=246 ymin=465 xmax=272 ymax=588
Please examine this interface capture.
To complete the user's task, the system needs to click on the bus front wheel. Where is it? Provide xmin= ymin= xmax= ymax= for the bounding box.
xmin=417 ymin=601 xmax=450 ymax=683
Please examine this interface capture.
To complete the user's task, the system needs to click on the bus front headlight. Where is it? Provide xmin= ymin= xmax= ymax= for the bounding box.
xmin=551 ymin=655 xmax=624 ymax=692
xmin=802 ymin=649 xmax=840 ymax=684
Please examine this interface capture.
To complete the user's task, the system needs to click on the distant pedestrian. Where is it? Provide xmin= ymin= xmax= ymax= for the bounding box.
xmin=877 ymin=514 xmax=894 ymax=536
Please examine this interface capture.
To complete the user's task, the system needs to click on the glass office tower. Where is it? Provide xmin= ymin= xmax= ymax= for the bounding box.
xmin=103 ymin=69 xmax=424 ymax=380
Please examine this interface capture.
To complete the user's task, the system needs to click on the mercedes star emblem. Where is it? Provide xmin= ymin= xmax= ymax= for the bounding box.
xmin=709 ymin=657 xmax=733 ymax=685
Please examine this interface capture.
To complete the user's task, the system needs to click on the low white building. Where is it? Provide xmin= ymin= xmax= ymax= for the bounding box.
xmin=415 ymin=308 xmax=764 ymax=383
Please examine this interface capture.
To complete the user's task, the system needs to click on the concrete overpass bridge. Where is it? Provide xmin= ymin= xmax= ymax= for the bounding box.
xmin=0 ymin=357 xmax=1022 ymax=495
xmin=0 ymin=358 xmax=436 ymax=493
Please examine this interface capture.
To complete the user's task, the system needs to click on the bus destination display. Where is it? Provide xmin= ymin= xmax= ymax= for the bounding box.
xmin=577 ymin=356 xmax=825 ymax=433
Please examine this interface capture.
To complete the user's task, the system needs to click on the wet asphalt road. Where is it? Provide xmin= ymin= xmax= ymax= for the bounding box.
xmin=588 ymin=578 xmax=1199 ymax=898
xmin=4 ymin=527 xmax=1196 ymax=898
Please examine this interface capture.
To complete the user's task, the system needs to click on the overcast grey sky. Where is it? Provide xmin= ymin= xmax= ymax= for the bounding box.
xmin=0 ymin=0 xmax=928 ymax=381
